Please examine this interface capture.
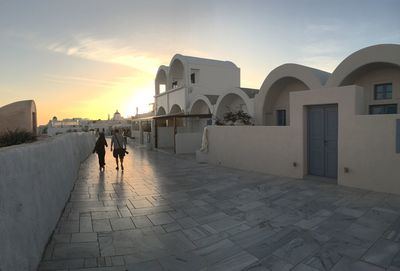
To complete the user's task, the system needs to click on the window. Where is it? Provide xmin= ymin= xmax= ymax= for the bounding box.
xmin=159 ymin=84 xmax=166 ymax=93
xmin=190 ymin=69 xmax=199 ymax=84
xmin=172 ymin=81 xmax=178 ymax=89
xmin=369 ymin=104 xmax=397 ymax=114
xmin=374 ymin=83 xmax=392 ymax=100
xmin=277 ymin=109 xmax=287 ymax=126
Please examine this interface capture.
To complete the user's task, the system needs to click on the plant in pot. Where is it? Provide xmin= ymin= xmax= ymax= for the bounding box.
xmin=235 ymin=110 xmax=252 ymax=125
xmin=223 ymin=111 xmax=237 ymax=126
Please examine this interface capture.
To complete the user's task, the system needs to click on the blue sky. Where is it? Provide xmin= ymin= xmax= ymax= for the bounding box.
xmin=0 ymin=0 xmax=399 ymax=124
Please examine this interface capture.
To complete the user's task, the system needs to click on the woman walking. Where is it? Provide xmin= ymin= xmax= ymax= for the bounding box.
xmin=93 ymin=132 xmax=108 ymax=171
xmin=111 ymin=128 xmax=126 ymax=171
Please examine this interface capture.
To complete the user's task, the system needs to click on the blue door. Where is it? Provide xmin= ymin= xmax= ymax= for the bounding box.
xmin=308 ymin=105 xmax=338 ymax=178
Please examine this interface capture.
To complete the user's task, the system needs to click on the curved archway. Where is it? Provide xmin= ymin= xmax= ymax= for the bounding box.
xmin=326 ymin=44 xmax=400 ymax=87
xmin=155 ymin=66 xmax=168 ymax=95
xmin=188 ymin=98 xmax=212 ymax=132
xmin=170 ymin=104 xmax=183 ymax=114
xmin=215 ymin=93 xmax=249 ymax=121
xmin=168 ymin=57 xmax=185 ymax=90
xmin=262 ymin=77 xmax=308 ymax=125
xmin=325 ymin=44 xmax=400 ymax=114
xmin=156 ymin=106 xmax=166 ymax=116
xmin=189 ymin=97 xmax=212 ymax=114
xmin=255 ymin=64 xmax=330 ymax=125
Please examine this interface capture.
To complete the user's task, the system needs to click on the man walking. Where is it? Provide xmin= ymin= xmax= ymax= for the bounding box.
xmin=111 ymin=128 xmax=126 ymax=171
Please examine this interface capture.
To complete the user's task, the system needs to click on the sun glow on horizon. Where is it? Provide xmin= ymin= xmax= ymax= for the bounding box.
xmin=2 ymin=1 xmax=399 ymax=126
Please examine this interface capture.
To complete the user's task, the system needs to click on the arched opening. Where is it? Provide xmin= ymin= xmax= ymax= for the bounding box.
xmin=262 ymin=77 xmax=308 ymax=125
xmin=255 ymin=63 xmax=329 ymax=125
xmin=216 ymin=93 xmax=248 ymax=121
xmin=190 ymin=99 xmax=211 ymax=114
xmin=340 ymin=62 xmax=400 ymax=114
xmin=155 ymin=68 xmax=167 ymax=95
xmin=156 ymin=107 xmax=167 ymax=127
xmin=169 ymin=59 xmax=185 ymax=90
xmin=170 ymin=104 xmax=182 ymax=114
xmin=189 ymin=99 xmax=211 ymax=131
xmin=157 ymin=106 xmax=166 ymax=116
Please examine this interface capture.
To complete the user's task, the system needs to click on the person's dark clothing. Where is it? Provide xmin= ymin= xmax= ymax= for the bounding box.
xmin=93 ymin=133 xmax=108 ymax=168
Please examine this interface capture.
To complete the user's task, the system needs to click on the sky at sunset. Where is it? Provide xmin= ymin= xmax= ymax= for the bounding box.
xmin=1 ymin=0 xmax=399 ymax=125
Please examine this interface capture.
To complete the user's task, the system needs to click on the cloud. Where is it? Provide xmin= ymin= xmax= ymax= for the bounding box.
xmin=42 ymin=73 xmax=116 ymax=88
xmin=45 ymin=35 xmax=169 ymax=75
xmin=294 ymin=40 xmax=344 ymax=72
xmin=304 ymin=23 xmax=339 ymax=34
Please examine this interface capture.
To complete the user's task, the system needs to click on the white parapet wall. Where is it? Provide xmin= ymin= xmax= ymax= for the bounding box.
xmin=157 ymin=127 xmax=174 ymax=148
xmin=0 ymin=133 xmax=95 ymax=271
xmin=207 ymin=126 xmax=302 ymax=178
xmin=340 ymin=114 xmax=400 ymax=194
xmin=131 ymin=130 xmax=141 ymax=144
xmin=175 ymin=132 xmax=202 ymax=154
xmin=207 ymin=85 xmax=400 ymax=195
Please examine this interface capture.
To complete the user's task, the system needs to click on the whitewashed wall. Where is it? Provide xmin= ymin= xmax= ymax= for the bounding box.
xmin=207 ymin=86 xmax=400 ymax=195
xmin=157 ymin=127 xmax=174 ymax=148
xmin=207 ymin=126 xmax=300 ymax=178
xmin=0 ymin=133 xmax=95 ymax=271
xmin=175 ymin=132 xmax=202 ymax=154
xmin=131 ymin=130 xmax=141 ymax=144
xmin=340 ymin=115 xmax=400 ymax=194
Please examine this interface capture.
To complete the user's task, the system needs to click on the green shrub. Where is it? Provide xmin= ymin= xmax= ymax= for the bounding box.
xmin=216 ymin=110 xmax=253 ymax=126
xmin=0 ymin=129 xmax=37 ymax=147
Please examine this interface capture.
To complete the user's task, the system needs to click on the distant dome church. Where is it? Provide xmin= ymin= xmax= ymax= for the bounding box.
xmin=112 ymin=110 xmax=123 ymax=121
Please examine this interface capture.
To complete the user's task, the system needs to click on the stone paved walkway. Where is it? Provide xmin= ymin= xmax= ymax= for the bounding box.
xmin=39 ymin=140 xmax=400 ymax=271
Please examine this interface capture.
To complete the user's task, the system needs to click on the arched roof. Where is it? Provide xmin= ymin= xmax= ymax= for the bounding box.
xmin=168 ymin=54 xmax=238 ymax=72
xmin=168 ymin=57 xmax=185 ymax=86
xmin=188 ymin=95 xmax=213 ymax=114
xmin=169 ymin=104 xmax=183 ymax=114
xmin=259 ymin=63 xmax=330 ymax=95
xmin=156 ymin=106 xmax=166 ymax=116
xmin=326 ymin=44 xmax=400 ymax=87
xmin=155 ymin=65 xmax=169 ymax=81
xmin=215 ymin=87 xmax=254 ymax=117
xmin=0 ymin=100 xmax=36 ymax=112
xmin=255 ymin=64 xmax=330 ymax=124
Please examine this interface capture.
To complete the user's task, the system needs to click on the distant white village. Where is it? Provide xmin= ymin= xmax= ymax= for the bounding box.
xmin=42 ymin=110 xmax=131 ymax=137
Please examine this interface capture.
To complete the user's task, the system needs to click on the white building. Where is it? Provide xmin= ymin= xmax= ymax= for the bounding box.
xmin=0 ymin=100 xmax=37 ymax=135
xmin=153 ymin=54 xmax=258 ymax=153
xmin=46 ymin=111 xmax=131 ymax=137
xmin=47 ymin=117 xmax=83 ymax=136
xmin=205 ymin=44 xmax=400 ymax=195
xmin=112 ymin=110 xmax=123 ymax=121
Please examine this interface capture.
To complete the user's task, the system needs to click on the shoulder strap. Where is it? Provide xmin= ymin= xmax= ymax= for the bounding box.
xmin=115 ymin=135 xmax=122 ymax=149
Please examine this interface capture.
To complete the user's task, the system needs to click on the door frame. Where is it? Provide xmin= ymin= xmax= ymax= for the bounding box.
xmin=307 ymin=103 xmax=338 ymax=180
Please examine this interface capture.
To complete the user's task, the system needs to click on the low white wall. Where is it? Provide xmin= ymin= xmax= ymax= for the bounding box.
xmin=47 ymin=127 xmax=83 ymax=136
xmin=175 ymin=132 xmax=202 ymax=154
xmin=157 ymin=127 xmax=174 ymax=148
xmin=0 ymin=133 xmax=95 ymax=271
xmin=340 ymin=115 xmax=400 ymax=194
xmin=131 ymin=130 xmax=141 ymax=144
xmin=207 ymin=126 xmax=301 ymax=178
xmin=207 ymin=86 xmax=400 ymax=195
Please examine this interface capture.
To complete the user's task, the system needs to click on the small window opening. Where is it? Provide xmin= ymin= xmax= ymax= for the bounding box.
xmin=277 ymin=109 xmax=287 ymax=126
xmin=374 ymin=83 xmax=392 ymax=100
xmin=369 ymin=104 xmax=397 ymax=114
xmin=190 ymin=69 xmax=199 ymax=85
